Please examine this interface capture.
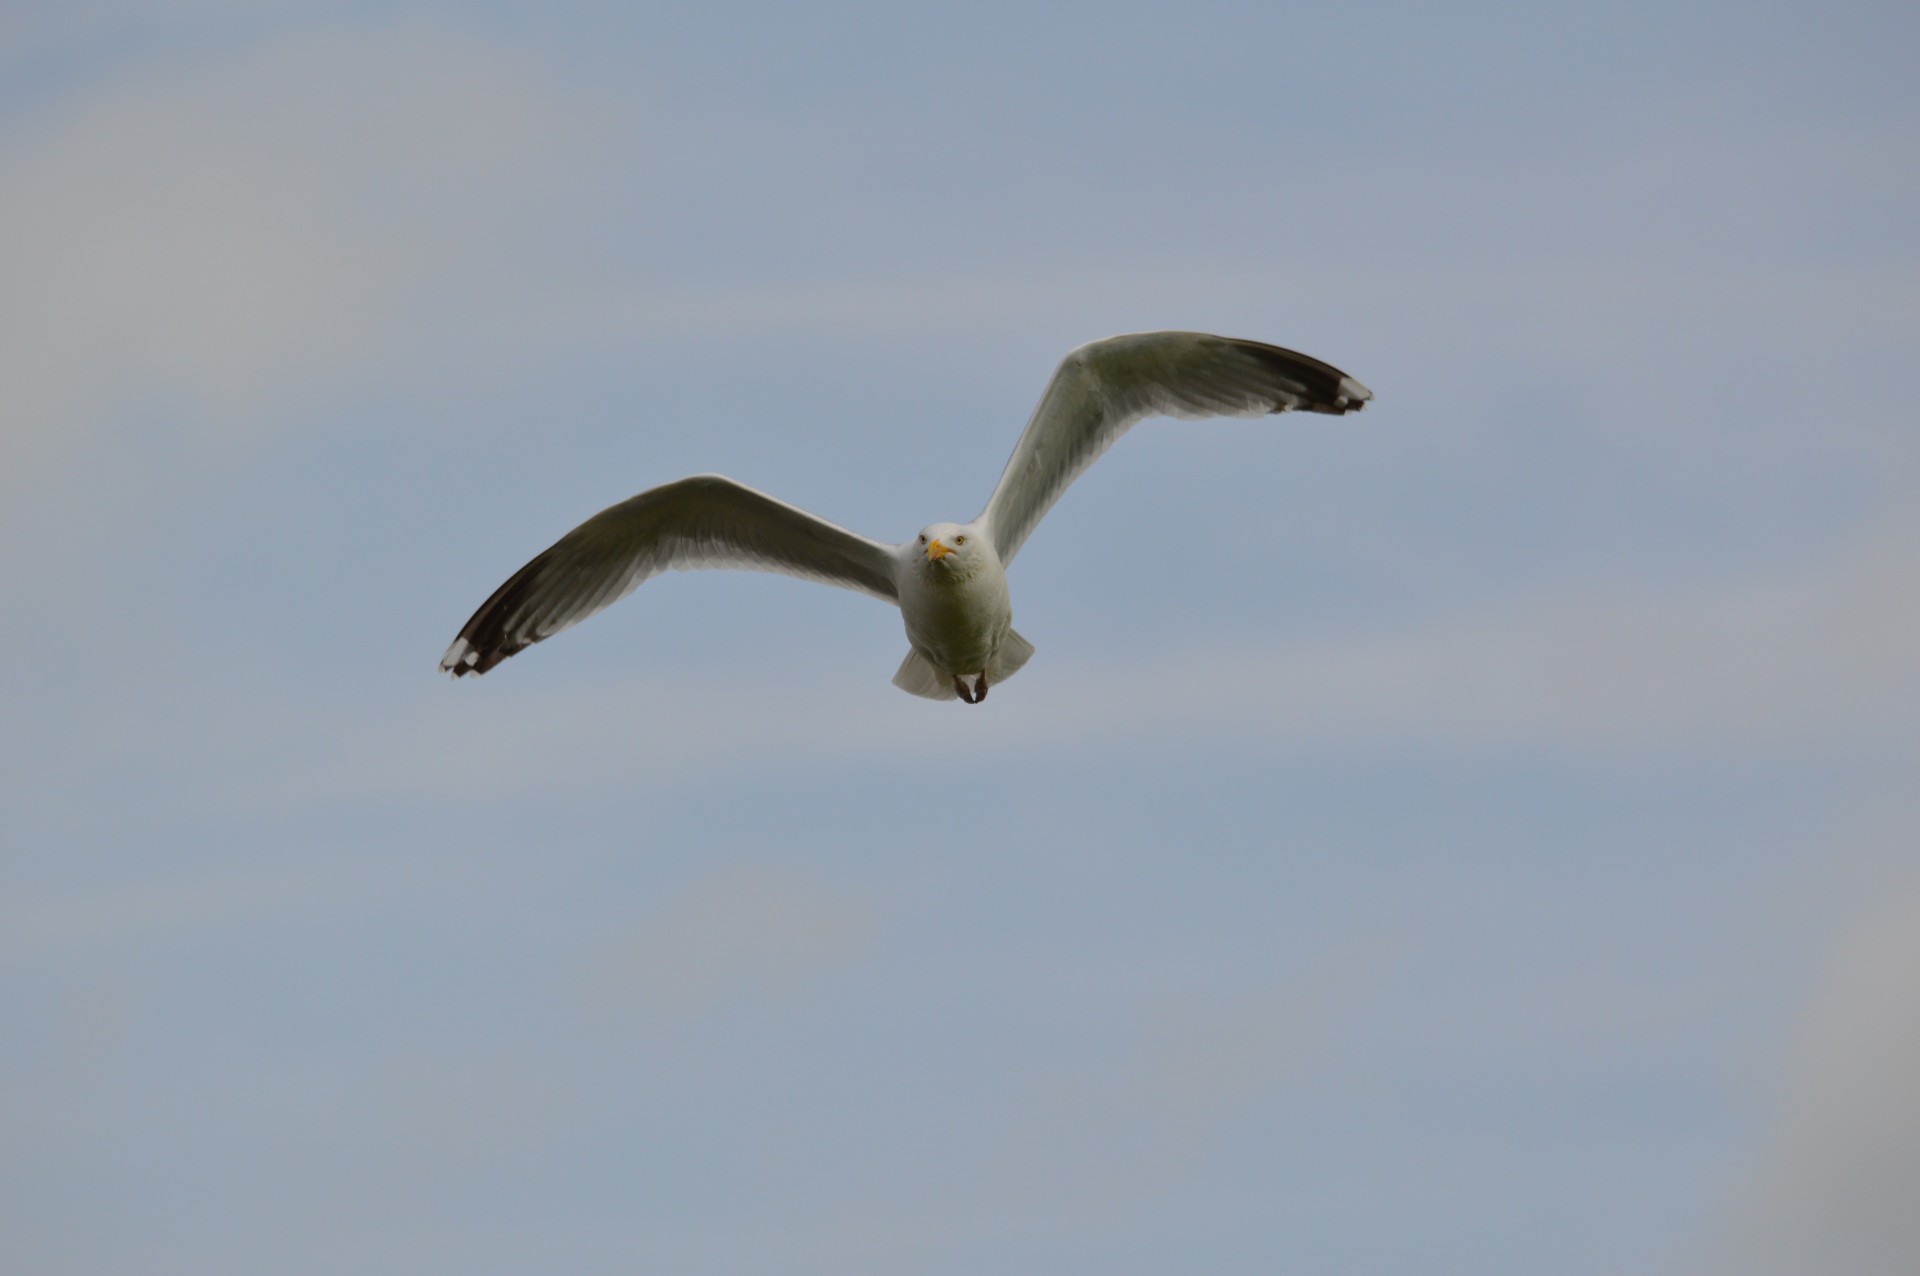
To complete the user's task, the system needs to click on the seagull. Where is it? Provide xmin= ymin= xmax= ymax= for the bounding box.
xmin=440 ymin=331 xmax=1371 ymax=702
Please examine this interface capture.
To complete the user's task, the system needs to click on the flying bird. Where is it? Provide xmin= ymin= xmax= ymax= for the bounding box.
xmin=440 ymin=331 xmax=1371 ymax=702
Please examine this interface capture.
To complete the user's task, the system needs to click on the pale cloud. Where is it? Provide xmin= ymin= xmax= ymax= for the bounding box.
xmin=954 ymin=978 xmax=1359 ymax=1237
xmin=578 ymin=862 xmax=877 ymax=1017
xmin=438 ymin=110 xmax=1920 ymax=394
xmin=0 ymin=0 xmax=309 ymax=61
xmin=0 ymin=16 xmax=579 ymax=483
xmin=1158 ymin=515 xmax=1920 ymax=755
xmin=213 ymin=514 xmax=1919 ymax=815
xmin=0 ymin=856 xmax=382 ymax=956
xmin=1700 ymin=842 xmax=1920 ymax=1276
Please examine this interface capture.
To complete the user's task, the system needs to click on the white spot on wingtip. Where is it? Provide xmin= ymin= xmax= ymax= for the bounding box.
xmin=440 ymin=639 xmax=476 ymax=674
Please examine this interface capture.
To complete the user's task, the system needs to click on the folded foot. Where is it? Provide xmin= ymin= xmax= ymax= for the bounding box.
xmin=951 ymin=673 xmax=988 ymax=704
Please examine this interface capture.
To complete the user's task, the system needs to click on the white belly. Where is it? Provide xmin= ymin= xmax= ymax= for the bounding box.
xmin=898 ymin=564 xmax=1012 ymax=676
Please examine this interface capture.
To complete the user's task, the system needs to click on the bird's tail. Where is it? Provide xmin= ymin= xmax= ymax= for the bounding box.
xmin=987 ymin=628 xmax=1034 ymax=683
xmin=892 ymin=648 xmax=958 ymax=699
xmin=890 ymin=629 xmax=1036 ymax=701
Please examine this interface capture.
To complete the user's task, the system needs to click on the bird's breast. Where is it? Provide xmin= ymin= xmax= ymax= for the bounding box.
xmin=898 ymin=565 xmax=1012 ymax=675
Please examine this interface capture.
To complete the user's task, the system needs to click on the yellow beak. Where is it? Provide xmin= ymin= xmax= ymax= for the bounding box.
xmin=926 ymin=538 xmax=953 ymax=561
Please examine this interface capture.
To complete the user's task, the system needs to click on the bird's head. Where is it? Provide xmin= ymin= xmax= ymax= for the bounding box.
xmin=914 ymin=523 xmax=990 ymax=580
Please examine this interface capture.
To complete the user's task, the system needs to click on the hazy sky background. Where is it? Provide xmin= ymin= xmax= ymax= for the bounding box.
xmin=3 ymin=2 xmax=1916 ymax=1273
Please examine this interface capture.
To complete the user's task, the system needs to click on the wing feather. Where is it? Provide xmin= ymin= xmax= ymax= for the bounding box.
xmin=441 ymin=474 xmax=899 ymax=676
xmin=979 ymin=332 xmax=1372 ymax=564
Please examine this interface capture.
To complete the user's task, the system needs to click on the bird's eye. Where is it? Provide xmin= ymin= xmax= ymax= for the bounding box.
xmin=954 ymin=535 xmax=967 ymax=545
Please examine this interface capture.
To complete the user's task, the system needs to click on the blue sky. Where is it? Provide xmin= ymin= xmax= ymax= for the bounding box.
xmin=3 ymin=2 xmax=1916 ymax=1273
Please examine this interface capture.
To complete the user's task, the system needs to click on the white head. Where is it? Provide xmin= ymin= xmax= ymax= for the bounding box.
xmin=914 ymin=522 xmax=992 ymax=580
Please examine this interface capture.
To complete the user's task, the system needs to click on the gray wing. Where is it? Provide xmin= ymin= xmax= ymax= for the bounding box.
xmin=978 ymin=332 xmax=1373 ymax=565
xmin=441 ymin=474 xmax=899 ymax=676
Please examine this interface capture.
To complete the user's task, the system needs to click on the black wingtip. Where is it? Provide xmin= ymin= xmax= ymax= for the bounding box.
xmin=440 ymin=636 xmax=526 ymax=678
xmin=1230 ymin=337 xmax=1372 ymax=417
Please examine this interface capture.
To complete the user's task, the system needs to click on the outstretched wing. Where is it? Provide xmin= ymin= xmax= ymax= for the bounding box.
xmin=441 ymin=474 xmax=900 ymax=676
xmin=979 ymin=332 xmax=1372 ymax=565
